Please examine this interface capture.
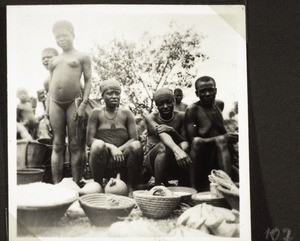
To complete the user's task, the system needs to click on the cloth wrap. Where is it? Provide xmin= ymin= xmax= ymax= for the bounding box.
xmin=95 ymin=129 xmax=129 ymax=147
xmin=100 ymin=80 xmax=121 ymax=96
xmin=153 ymin=87 xmax=174 ymax=102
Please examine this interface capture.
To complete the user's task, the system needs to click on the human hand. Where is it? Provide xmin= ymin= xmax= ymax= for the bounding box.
xmin=75 ymin=104 xmax=86 ymax=127
xmin=225 ymin=132 xmax=238 ymax=143
xmin=44 ymin=115 xmax=53 ymax=134
xmin=173 ymin=147 xmax=192 ymax=170
xmin=156 ymin=124 xmax=174 ymax=134
xmin=109 ymin=145 xmax=124 ymax=169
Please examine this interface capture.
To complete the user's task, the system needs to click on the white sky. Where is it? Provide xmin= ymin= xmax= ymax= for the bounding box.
xmin=7 ymin=5 xmax=245 ymax=117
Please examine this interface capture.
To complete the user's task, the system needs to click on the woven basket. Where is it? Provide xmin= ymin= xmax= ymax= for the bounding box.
xmin=133 ymin=190 xmax=180 ymax=219
xmin=217 ymin=186 xmax=239 ymax=210
xmin=18 ymin=199 xmax=76 ymax=226
xmin=79 ymin=193 xmax=136 ymax=226
xmin=17 ymin=168 xmax=45 ymax=185
xmin=167 ymin=186 xmax=197 ymax=203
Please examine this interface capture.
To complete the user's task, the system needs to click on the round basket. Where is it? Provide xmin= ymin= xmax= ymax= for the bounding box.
xmin=217 ymin=186 xmax=239 ymax=211
xmin=17 ymin=168 xmax=45 ymax=185
xmin=167 ymin=186 xmax=197 ymax=203
xmin=79 ymin=193 xmax=136 ymax=226
xmin=133 ymin=190 xmax=180 ymax=219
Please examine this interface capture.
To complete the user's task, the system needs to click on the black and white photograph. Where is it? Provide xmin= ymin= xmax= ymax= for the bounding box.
xmin=7 ymin=4 xmax=250 ymax=240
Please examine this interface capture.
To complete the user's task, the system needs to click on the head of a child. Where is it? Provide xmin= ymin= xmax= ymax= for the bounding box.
xmin=42 ymin=48 xmax=59 ymax=70
xmin=174 ymin=88 xmax=183 ymax=104
xmin=52 ymin=20 xmax=75 ymax=51
xmin=17 ymin=88 xmax=29 ymax=103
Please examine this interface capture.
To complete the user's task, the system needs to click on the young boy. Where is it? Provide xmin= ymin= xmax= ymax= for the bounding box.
xmin=49 ymin=20 xmax=92 ymax=184
xmin=17 ymin=88 xmax=33 ymax=112
xmin=17 ymin=88 xmax=39 ymax=139
xmin=174 ymin=88 xmax=188 ymax=112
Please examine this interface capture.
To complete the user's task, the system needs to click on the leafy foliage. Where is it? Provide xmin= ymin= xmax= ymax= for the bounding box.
xmin=90 ymin=22 xmax=208 ymax=116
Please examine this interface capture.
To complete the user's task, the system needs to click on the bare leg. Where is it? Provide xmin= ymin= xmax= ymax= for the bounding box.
xmin=49 ymin=100 xmax=66 ymax=184
xmin=177 ymin=143 xmax=190 ymax=186
xmin=66 ymin=102 xmax=84 ymax=184
xmin=124 ymin=141 xmax=143 ymax=196
xmin=151 ymin=143 xmax=172 ymax=186
xmin=89 ymin=140 xmax=108 ymax=186
xmin=189 ymin=137 xmax=207 ymax=190
xmin=215 ymin=136 xmax=232 ymax=176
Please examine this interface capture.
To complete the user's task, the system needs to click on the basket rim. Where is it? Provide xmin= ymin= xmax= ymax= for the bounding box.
xmin=18 ymin=198 xmax=76 ymax=210
xmin=133 ymin=190 xmax=180 ymax=200
xmin=17 ymin=168 xmax=45 ymax=173
xmin=79 ymin=193 xmax=136 ymax=210
xmin=167 ymin=186 xmax=197 ymax=195
xmin=192 ymin=191 xmax=225 ymax=201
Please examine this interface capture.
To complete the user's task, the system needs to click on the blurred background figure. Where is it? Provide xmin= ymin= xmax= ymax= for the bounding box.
xmin=173 ymin=88 xmax=188 ymax=112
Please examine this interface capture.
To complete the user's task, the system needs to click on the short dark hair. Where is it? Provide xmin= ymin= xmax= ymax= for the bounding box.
xmin=42 ymin=48 xmax=59 ymax=56
xmin=53 ymin=20 xmax=74 ymax=36
xmin=195 ymin=76 xmax=216 ymax=90
xmin=174 ymin=88 xmax=183 ymax=94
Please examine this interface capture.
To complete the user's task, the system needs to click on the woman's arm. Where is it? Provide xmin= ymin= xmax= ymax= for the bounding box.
xmin=86 ymin=109 xmax=100 ymax=147
xmin=117 ymin=110 xmax=138 ymax=152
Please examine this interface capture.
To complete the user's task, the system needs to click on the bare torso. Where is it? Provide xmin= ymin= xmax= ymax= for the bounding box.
xmin=147 ymin=111 xmax=185 ymax=136
xmin=96 ymin=107 xmax=128 ymax=131
xmin=187 ymin=101 xmax=226 ymax=138
xmin=174 ymin=103 xmax=188 ymax=112
xmin=49 ymin=50 xmax=84 ymax=102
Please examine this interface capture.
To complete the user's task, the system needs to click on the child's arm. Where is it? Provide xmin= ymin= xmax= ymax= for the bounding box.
xmin=78 ymin=54 xmax=92 ymax=109
xmin=46 ymin=60 xmax=54 ymax=115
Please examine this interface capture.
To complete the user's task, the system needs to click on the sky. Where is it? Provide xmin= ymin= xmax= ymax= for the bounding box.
xmin=7 ymin=5 xmax=246 ymax=118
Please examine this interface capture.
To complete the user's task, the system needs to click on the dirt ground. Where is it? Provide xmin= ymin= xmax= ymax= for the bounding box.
xmin=17 ymin=205 xmax=181 ymax=238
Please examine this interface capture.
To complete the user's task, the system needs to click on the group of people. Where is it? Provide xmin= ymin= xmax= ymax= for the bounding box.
xmin=17 ymin=20 xmax=239 ymax=195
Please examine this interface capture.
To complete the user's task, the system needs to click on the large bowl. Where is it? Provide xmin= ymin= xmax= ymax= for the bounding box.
xmin=133 ymin=190 xmax=180 ymax=219
xmin=17 ymin=168 xmax=45 ymax=185
xmin=167 ymin=186 xmax=197 ymax=203
xmin=17 ymin=183 xmax=78 ymax=227
xmin=79 ymin=193 xmax=136 ymax=226
xmin=18 ymin=200 xmax=75 ymax=227
xmin=192 ymin=191 xmax=230 ymax=209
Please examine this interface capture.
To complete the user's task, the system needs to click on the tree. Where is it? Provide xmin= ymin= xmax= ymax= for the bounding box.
xmin=90 ymin=22 xmax=208 ymax=116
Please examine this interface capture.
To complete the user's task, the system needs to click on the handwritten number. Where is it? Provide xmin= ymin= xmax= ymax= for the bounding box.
xmin=270 ymin=228 xmax=280 ymax=241
xmin=283 ymin=228 xmax=293 ymax=241
xmin=265 ymin=228 xmax=293 ymax=241
xmin=265 ymin=228 xmax=271 ymax=239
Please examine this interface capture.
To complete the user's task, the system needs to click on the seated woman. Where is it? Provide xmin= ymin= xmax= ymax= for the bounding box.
xmin=86 ymin=80 xmax=144 ymax=196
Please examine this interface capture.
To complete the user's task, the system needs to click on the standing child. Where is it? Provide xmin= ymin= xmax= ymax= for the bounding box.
xmin=49 ymin=20 xmax=92 ymax=184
